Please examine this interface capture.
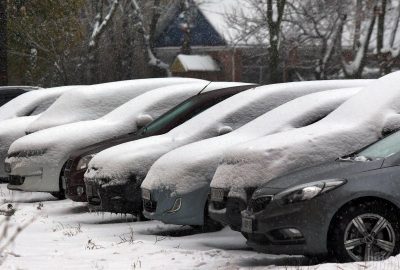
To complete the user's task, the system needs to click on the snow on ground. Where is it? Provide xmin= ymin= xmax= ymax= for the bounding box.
xmin=0 ymin=185 xmax=399 ymax=269
xmin=26 ymin=78 xmax=203 ymax=133
xmin=210 ymin=72 xmax=400 ymax=192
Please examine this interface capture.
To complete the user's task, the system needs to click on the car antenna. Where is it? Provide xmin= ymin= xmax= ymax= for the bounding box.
xmin=198 ymin=81 xmax=213 ymax=94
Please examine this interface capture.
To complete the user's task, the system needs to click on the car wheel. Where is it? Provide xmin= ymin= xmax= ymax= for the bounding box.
xmin=329 ymin=200 xmax=400 ymax=262
xmin=50 ymin=191 xmax=65 ymax=200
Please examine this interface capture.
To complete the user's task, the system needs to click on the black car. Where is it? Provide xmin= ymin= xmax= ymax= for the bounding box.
xmin=64 ymin=84 xmax=256 ymax=203
xmin=0 ymin=86 xmax=40 ymax=106
xmin=240 ymin=130 xmax=400 ymax=262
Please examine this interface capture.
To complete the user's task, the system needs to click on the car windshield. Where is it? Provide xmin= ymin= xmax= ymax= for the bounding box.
xmin=355 ymin=131 xmax=400 ymax=160
xmin=139 ymin=98 xmax=196 ymax=136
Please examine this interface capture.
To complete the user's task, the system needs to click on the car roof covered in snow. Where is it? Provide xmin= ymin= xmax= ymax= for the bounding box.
xmin=86 ymin=79 xmax=370 ymax=182
xmin=25 ymin=78 xmax=205 ymax=134
xmin=210 ymin=71 xmax=400 ymax=191
xmin=0 ymin=86 xmax=80 ymax=121
xmin=142 ymin=87 xmax=362 ymax=193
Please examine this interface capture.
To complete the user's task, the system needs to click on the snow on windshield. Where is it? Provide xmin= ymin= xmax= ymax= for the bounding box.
xmin=26 ymin=78 xmax=204 ymax=133
xmin=142 ymin=87 xmax=361 ymax=193
xmin=210 ymin=71 xmax=400 ymax=191
xmin=0 ymin=86 xmax=78 ymax=121
xmin=85 ymin=79 xmax=369 ymax=183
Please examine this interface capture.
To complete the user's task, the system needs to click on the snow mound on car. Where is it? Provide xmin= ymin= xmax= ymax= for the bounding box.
xmin=142 ymin=87 xmax=361 ymax=193
xmin=0 ymin=86 xmax=78 ymax=121
xmin=26 ymin=78 xmax=204 ymax=133
xmin=7 ymin=82 xmax=242 ymax=170
xmin=85 ymin=80 xmax=370 ymax=185
xmin=210 ymin=71 xmax=400 ymax=192
xmin=0 ymin=116 xmax=41 ymax=178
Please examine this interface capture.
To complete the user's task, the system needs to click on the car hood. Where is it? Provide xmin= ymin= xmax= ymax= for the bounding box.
xmin=257 ymin=158 xmax=384 ymax=192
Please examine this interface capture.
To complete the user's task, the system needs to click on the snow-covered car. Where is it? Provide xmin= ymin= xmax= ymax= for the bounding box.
xmin=242 ymin=130 xmax=400 ymax=262
xmin=25 ymin=77 xmax=203 ymax=134
xmin=0 ymin=86 xmax=77 ymax=121
xmin=141 ymin=87 xmax=361 ymax=229
xmin=5 ymin=82 xmax=243 ymax=198
xmin=0 ymin=86 xmax=80 ymax=181
xmin=64 ymin=84 xmax=256 ymax=202
xmin=0 ymin=86 xmax=41 ymax=107
xmin=208 ymin=71 xmax=400 ymax=231
xmin=84 ymin=79 xmax=368 ymax=216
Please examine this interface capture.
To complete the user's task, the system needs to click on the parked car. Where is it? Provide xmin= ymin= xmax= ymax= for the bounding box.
xmin=208 ymin=72 xmax=400 ymax=230
xmin=64 ymin=83 xmax=255 ymax=202
xmin=83 ymin=79 xmax=367 ymax=217
xmin=5 ymin=82 xmax=243 ymax=198
xmin=0 ymin=86 xmax=80 ymax=181
xmin=0 ymin=86 xmax=77 ymax=121
xmin=0 ymin=86 xmax=41 ymax=107
xmin=26 ymin=78 xmax=203 ymax=134
xmin=241 ymin=129 xmax=400 ymax=262
xmin=140 ymin=87 xmax=361 ymax=229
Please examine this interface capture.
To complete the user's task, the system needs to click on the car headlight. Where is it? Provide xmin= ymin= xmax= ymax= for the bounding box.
xmin=274 ymin=179 xmax=346 ymax=204
xmin=76 ymin=154 xmax=94 ymax=170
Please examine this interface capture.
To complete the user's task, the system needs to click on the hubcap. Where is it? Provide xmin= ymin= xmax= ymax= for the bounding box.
xmin=344 ymin=213 xmax=396 ymax=261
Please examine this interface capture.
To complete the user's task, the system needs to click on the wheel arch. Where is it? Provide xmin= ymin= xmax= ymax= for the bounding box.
xmin=326 ymin=195 xmax=400 ymax=251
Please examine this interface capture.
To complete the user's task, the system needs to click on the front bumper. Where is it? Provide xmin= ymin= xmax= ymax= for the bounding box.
xmin=143 ymin=187 xmax=209 ymax=226
xmin=85 ymin=177 xmax=142 ymax=214
xmin=5 ymin=158 xmax=64 ymax=192
xmin=241 ymin=198 xmax=331 ymax=256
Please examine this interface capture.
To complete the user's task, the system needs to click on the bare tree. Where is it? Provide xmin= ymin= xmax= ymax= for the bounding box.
xmin=87 ymin=0 xmax=119 ymax=83
xmin=286 ymin=0 xmax=347 ymax=80
xmin=129 ymin=0 xmax=170 ymax=76
xmin=0 ymin=0 xmax=7 ymax=85
xmin=342 ymin=0 xmax=378 ymax=78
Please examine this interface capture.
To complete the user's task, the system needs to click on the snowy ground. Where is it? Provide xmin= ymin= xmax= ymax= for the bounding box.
xmin=0 ymin=184 xmax=399 ymax=270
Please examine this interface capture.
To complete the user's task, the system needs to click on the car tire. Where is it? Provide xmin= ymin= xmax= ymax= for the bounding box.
xmin=328 ymin=200 xmax=400 ymax=262
xmin=50 ymin=191 xmax=65 ymax=200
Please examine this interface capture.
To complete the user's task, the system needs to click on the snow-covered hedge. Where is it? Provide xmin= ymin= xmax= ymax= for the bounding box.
xmin=210 ymin=72 xmax=400 ymax=194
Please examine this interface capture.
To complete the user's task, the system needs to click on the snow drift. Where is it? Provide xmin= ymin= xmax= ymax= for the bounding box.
xmin=210 ymin=71 xmax=400 ymax=194
xmin=142 ymin=87 xmax=361 ymax=194
xmin=0 ymin=86 xmax=78 ymax=121
xmin=84 ymin=80 xmax=370 ymax=188
xmin=26 ymin=78 xmax=204 ymax=133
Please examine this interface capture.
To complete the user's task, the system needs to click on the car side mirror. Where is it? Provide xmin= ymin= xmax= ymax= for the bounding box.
xmin=136 ymin=114 xmax=153 ymax=128
xmin=218 ymin=126 xmax=233 ymax=136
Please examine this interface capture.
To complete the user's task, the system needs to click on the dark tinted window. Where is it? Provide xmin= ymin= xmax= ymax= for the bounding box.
xmin=141 ymin=85 xmax=255 ymax=136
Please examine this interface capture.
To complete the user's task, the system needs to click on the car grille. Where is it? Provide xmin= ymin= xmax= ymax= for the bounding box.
xmin=248 ymin=196 xmax=273 ymax=213
xmin=143 ymin=199 xmax=157 ymax=213
xmin=86 ymin=183 xmax=101 ymax=205
xmin=9 ymin=175 xmax=25 ymax=185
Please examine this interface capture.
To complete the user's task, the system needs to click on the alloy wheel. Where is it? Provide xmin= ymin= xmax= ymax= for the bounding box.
xmin=344 ymin=213 xmax=395 ymax=261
